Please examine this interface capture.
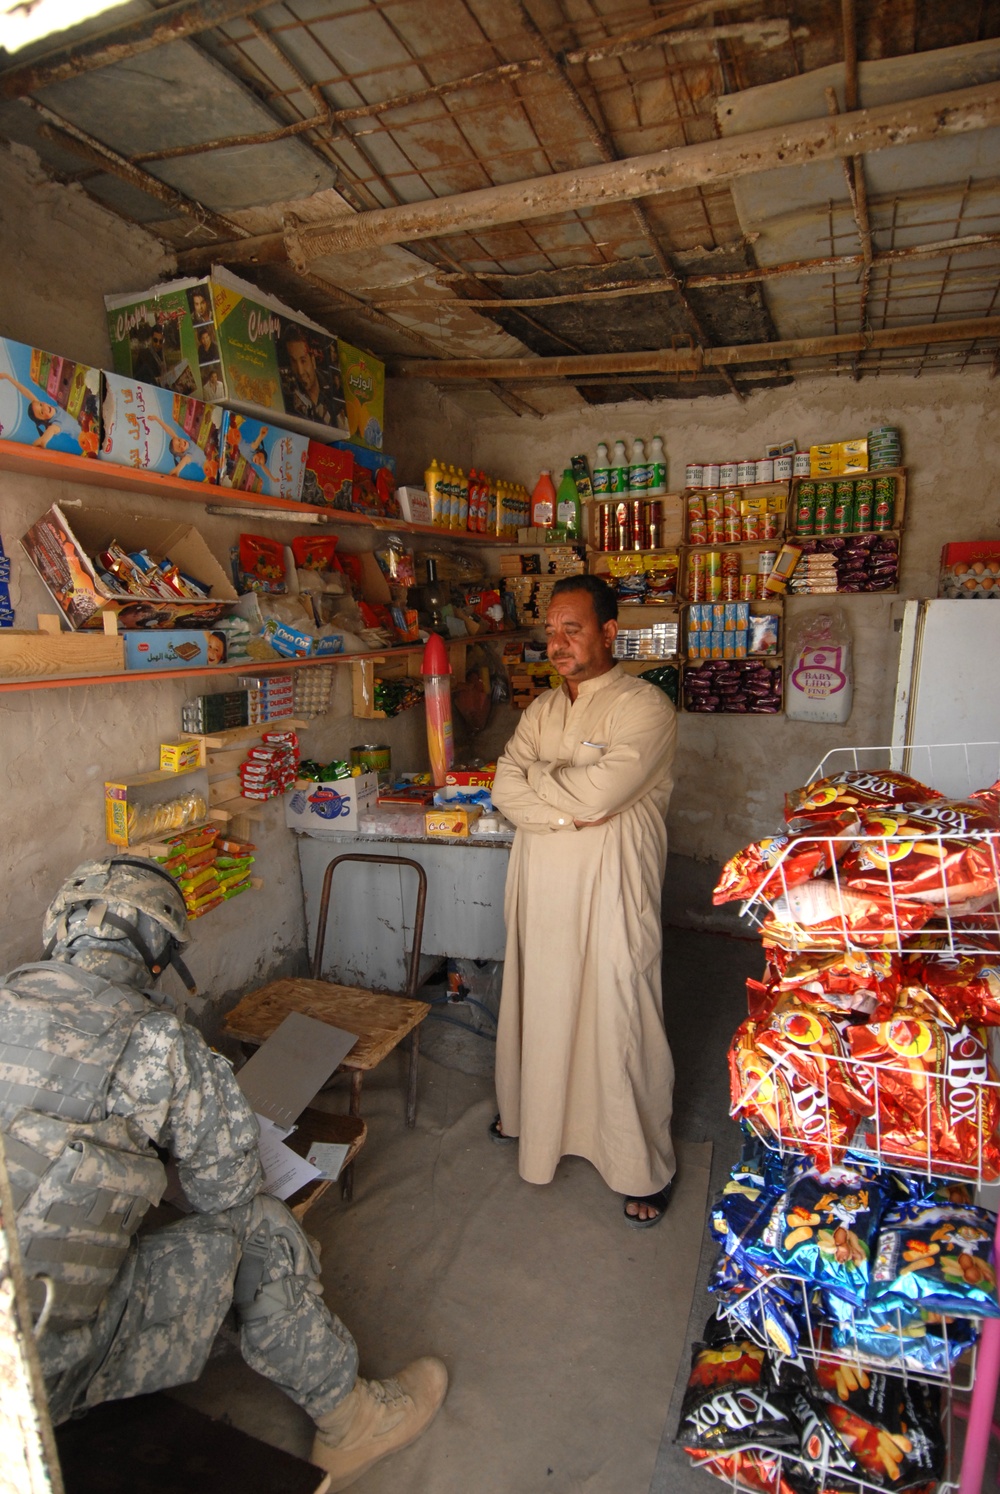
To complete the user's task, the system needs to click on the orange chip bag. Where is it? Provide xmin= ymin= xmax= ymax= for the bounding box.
xmin=843 ymin=801 xmax=1000 ymax=906
xmin=713 ymin=811 xmax=860 ymax=906
xmin=785 ymin=769 xmax=942 ymax=825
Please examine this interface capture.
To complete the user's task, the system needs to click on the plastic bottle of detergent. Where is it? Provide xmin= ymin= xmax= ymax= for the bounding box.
xmin=530 ymin=469 xmax=557 ymax=530
xmin=425 ymin=458 xmax=444 ymax=526
xmin=556 ymin=468 xmax=581 ymax=540
xmin=648 ymin=436 xmax=667 ymax=495
xmin=629 ymin=437 xmax=650 ymax=498
xmin=591 ymin=442 xmax=611 ymax=498
xmin=610 ymin=439 xmax=629 ymax=497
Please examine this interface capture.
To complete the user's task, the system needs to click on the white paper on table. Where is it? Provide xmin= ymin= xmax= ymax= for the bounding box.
xmin=257 ymin=1124 xmax=321 ymax=1202
xmin=256 ymin=1113 xmax=296 ymax=1142
xmin=306 ymin=1141 xmax=350 ymax=1180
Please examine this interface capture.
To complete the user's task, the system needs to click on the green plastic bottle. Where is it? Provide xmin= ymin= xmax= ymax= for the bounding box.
xmin=556 ymin=468 xmax=581 ymax=540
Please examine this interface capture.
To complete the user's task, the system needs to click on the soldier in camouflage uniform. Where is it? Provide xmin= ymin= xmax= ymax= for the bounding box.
xmin=0 ymin=857 xmax=446 ymax=1490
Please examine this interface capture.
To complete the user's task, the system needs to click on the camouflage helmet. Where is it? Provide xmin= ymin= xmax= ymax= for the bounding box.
xmin=43 ymin=857 xmax=194 ymax=989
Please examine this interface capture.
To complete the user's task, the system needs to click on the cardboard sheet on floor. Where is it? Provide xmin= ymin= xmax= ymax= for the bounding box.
xmin=174 ymin=1057 xmax=711 ymax=1494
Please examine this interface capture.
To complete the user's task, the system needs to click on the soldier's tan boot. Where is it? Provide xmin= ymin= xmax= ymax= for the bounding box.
xmin=310 ymin=1357 xmax=448 ymax=1491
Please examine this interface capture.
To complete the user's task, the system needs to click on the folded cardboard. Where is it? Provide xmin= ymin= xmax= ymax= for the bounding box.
xmin=220 ymin=413 xmax=308 ymax=502
xmin=0 ymin=336 xmax=101 ymax=457
xmin=124 ymin=630 xmax=228 ymax=671
xmin=105 ymin=267 xmax=360 ymax=441
xmin=284 ymin=771 xmax=379 ymax=833
xmin=100 ymin=372 xmax=224 ymax=483
xmin=236 ymin=1012 xmax=358 ymax=1129
xmin=21 ymin=503 xmax=237 ymax=630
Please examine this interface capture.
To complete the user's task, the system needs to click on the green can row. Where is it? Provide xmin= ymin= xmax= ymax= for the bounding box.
xmin=795 ymin=476 xmax=895 ymax=536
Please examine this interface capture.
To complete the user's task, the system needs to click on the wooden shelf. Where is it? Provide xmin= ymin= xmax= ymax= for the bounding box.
xmin=0 ymin=439 xmax=510 ymax=544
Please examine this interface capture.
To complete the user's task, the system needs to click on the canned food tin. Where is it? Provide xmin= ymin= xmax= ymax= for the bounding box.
xmin=685 ymin=462 xmax=704 ymax=488
xmin=688 ymin=550 xmax=706 ymax=601
xmin=703 ymin=462 xmax=721 ymax=487
xmin=874 ymin=496 xmax=895 ymax=530
xmin=722 ymin=488 xmax=742 ymax=520
xmin=351 ymin=744 xmax=391 ymax=779
xmin=706 ymin=551 xmax=723 ymax=601
xmin=793 ymin=451 xmax=811 ymax=477
xmin=631 ymin=499 xmax=648 ymax=550
xmin=742 ymin=512 xmax=763 ymax=541
xmin=739 ymin=573 xmax=757 ymax=600
xmin=598 ymin=503 xmax=612 ymax=551
xmin=614 ymin=500 xmax=631 ymax=550
xmin=757 ymin=550 xmax=777 ymax=577
xmin=774 ymin=455 xmax=793 ymax=481
xmin=756 ymin=575 xmax=771 ymax=600
xmin=795 ymin=482 xmax=816 ymax=537
xmin=763 ymin=509 xmax=782 ymax=540
xmin=708 ymin=517 xmax=726 ymax=544
xmin=721 ymin=552 xmax=741 ymax=578
xmin=873 ymin=475 xmax=897 ymax=501
xmin=736 ymin=460 xmax=756 ymax=486
xmin=833 ymin=497 xmax=854 ymax=535
xmin=705 ymin=489 xmax=723 ymax=520
xmin=755 ymin=458 xmax=775 ymax=483
xmin=688 ymin=518 xmax=708 ymax=545
xmin=724 ymin=515 xmax=742 ymax=543
xmin=814 ymin=489 xmax=834 ymax=536
xmin=720 ymin=460 xmax=739 ymax=486
xmin=722 ymin=575 xmax=740 ymax=601
xmin=854 ymin=481 xmax=873 ymax=531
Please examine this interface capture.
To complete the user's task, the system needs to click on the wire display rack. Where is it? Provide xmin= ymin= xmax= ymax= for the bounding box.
xmin=715 ymin=744 xmax=1000 ymax=1494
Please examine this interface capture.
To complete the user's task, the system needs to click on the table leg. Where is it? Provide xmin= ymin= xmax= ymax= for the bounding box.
xmin=339 ymin=1072 xmax=364 ymax=1203
xmin=406 ymin=1027 xmax=420 ymax=1128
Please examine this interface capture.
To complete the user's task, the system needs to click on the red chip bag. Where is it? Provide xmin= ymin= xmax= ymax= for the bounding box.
xmin=769 ymin=948 xmax=900 ymax=1020
xmin=785 ymin=770 xmax=942 ymax=825
xmin=714 ymin=811 xmax=860 ymax=906
xmin=918 ymin=951 xmax=1000 ymax=1025
xmin=755 ymin=997 xmax=873 ymax=1121
xmin=686 ymin=1448 xmax=802 ymax=1494
xmin=761 ymin=879 xmax=934 ymax=952
xmin=843 ymin=801 xmax=1000 ymax=906
xmin=729 ymin=1018 xmax=860 ymax=1170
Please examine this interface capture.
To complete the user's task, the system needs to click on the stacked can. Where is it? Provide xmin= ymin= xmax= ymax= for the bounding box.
xmin=687 ymin=493 xmax=707 ymax=544
xmin=868 ymin=425 xmax=902 ymax=469
xmin=795 ymin=482 xmax=816 ymax=536
xmin=688 ymin=551 xmax=706 ymax=601
xmin=595 ymin=497 xmax=668 ymax=551
xmin=814 ymin=481 xmax=835 ymax=536
xmin=874 ymin=474 xmax=896 ymax=529
xmin=721 ymin=552 xmax=741 ymax=601
xmin=833 ymin=479 xmax=856 ymax=535
xmin=723 ymin=489 xmax=742 ymax=543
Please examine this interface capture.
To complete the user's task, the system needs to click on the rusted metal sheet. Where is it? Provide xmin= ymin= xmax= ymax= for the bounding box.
xmin=183 ymin=81 xmax=1000 ymax=265
xmin=0 ymin=0 xmax=270 ymax=102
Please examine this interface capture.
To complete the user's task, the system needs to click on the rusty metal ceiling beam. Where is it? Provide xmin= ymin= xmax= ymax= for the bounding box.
xmin=366 ymin=231 xmax=1000 ymax=308
xmin=390 ymin=316 xmax=1000 ymax=381
xmin=174 ymin=79 xmax=1000 ymax=272
xmin=0 ymin=0 xmax=269 ymax=101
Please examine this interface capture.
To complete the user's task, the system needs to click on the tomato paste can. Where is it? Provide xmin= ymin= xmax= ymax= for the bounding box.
xmin=724 ymin=515 xmax=742 ymax=543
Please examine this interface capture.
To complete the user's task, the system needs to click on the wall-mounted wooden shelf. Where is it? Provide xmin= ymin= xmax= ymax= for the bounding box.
xmin=0 ymin=439 xmax=511 ymax=544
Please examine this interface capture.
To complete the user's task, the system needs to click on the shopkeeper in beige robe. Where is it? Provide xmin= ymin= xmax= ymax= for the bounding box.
xmin=491 ymin=574 xmax=678 ymax=1227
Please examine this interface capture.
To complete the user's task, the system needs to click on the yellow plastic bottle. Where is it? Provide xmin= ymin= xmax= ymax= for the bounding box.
xmin=425 ymin=458 xmax=443 ymax=527
xmin=456 ymin=467 xmax=469 ymax=531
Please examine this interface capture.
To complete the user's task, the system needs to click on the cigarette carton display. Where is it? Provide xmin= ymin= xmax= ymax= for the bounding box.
xmin=100 ymin=373 xmax=224 ymax=483
xmin=105 ymin=267 xmax=363 ymax=441
xmin=221 ymin=413 xmax=308 ymax=501
xmin=0 ymin=336 xmax=101 ymax=457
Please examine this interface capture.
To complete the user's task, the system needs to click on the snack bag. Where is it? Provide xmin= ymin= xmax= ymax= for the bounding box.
xmin=754 ymin=998 xmax=873 ymax=1122
xmin=729 ymin=1019 xmax=862 ymax=1170
xmin=685 ymin=1448 xmax=808 ymax=1494
xmin=237 ymin=533 xmax=286 ymax=594
xmin=917 ymin=950 xmax=1000 ymax=1025
xmin=785 ymin=770 xmax=943 ymax=825
xmin=768 ymin=948 xmax=900 ymax=1020
xmin=829 ymin=1303 xmax=979 ymax=1376
xmin=871 ymin=1201 xmax=1000 ymax=1319
xmin=762 ymin=879 xmax=934 ymax=951
xmin=291 ymin=535 xmax=340 ymax=571
xmin=843 ymin=797 xmax=1000 ymax=906
xmin=713 ymin=810 xmax=860 ymax=906
xmin=677 ymin=1337 xmax=800 ymax=1452
xmin=751 ymin=1167 xmax=887 ymax=1307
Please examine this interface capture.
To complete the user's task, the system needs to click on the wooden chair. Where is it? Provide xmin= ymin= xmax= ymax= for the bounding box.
xmin=223 ymin=854 xmax=430 ymax=1201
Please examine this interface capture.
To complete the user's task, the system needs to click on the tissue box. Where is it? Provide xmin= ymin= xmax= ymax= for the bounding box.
xmin=100 ymin=373 xmax=224 ymax=483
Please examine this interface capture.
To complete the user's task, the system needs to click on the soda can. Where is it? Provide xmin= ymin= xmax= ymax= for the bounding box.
xmin=614 ymin=501 xmax=631 ymax=550
xmin=631 ymin=499 xmax=648 ymax=550
xmin=598 ymin=503 xmax=612 ymax=551
xmin=724 ymin=515 xmax=742 ymax=543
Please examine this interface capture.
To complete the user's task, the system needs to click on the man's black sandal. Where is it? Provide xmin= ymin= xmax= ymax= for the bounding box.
xmin=489 ymin=1114 xmax=517 ymax=1145
xmin=623 ymin=1181 xmax=673 ymax=1229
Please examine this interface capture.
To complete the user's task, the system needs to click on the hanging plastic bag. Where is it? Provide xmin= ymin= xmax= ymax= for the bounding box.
xmin=785 ymin=610 xmax=853 ymax=724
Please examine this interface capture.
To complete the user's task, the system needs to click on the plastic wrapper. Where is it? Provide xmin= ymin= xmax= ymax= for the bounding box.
xmin=729 ymin=1019 xmax=862 ymax=1169
xmin=916 ymin=950 xmax=1000 ymax=1025
xmin=677 ymin=1337 xmax=800 ymax=1452
xmin=827 ymin=1303 xmax=978 ymax=1375
xmin=686 ymin=1448 xmax=810 ymax=1494
xmin=816 ymin=1380 xmax=944 ymax=1491
xmin=750 ymin=1168 xmax=888 ymax=1308
xmin=843 ymin=798 xmax=1000 ymax=906
xmin=762 ymin=879 xmax=934 ymax=951
xmin=846 ymin=1019 xmax=1000 ymax=1178
xmin=785 ymin=771 xmax=942 ymax=826
xmin=766 ymin=949 xmax=900 ymax=1021
xmin=870 ymin=1201 xmax=1000 ymax=1318
xmin=753 ymin=999 xmax=873 ymax=1123
xmin=714 ymin=811 xmax=861 ymax=906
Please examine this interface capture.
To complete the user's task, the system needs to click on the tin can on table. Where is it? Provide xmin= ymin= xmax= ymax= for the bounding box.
xmin=351 ymin=744 xmax=391 ymax=783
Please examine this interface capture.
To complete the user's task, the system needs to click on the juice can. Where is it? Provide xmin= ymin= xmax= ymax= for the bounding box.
xmin=705 ymin=551 xmax=723 ymax=601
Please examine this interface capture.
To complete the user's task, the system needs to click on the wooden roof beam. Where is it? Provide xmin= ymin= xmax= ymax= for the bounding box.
xmin=389 ymin=316 xmax=1000 ymax=381
xmin=175 ymin=79 xmax=1000 ymax=273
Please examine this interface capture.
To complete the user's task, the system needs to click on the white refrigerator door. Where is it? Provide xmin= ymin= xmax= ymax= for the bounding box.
xmin=893 ymin=599 xmax=1000 ymax=796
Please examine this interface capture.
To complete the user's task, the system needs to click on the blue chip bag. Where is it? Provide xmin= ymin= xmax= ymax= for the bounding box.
xmin=750 ymin=1167 xmax=889 ymax=1308
xmin=831 ymin=1308 xmax=978 ymax=1376
xmin=870 ymin=1201 xmax=1000 ymax=1319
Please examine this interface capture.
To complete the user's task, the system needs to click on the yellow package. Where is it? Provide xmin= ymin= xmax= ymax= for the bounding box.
xmin=160 ymin=741 xmax=201 ymax=772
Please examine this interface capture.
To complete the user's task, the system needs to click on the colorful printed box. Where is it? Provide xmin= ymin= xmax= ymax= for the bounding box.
xmin=124 ymin=630 xmax=227 ymax=671
xmin=105 ymin=267 xmax=367 ymax=441
xmin=221 ymin=413 xmax=308 ymax=502
xmin=100 ymin=373 xmax=224 ymax=483
xmin=338 ymin=339 xmax=385 ymax=451
xmin=0 ymin=336 xmax=101 ymax=457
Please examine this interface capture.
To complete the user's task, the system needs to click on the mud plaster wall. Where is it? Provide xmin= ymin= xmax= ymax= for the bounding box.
xmin=443 ymin=374 xmax=1000 ymax=869
xmin=0 ymin=145 xmax=457 ymax=1017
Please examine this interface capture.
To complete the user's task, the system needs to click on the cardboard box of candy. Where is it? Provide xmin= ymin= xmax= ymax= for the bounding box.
xmin=123 ymin=630 xmax=228 ymax=671
xmin=0 ymin=336 xmax=101 ymax=457
xmin=100 ymin=373 xmax=225 ymax=483
xmin=105 ymin=267 xmax=357 ymax=441
xmin=220 ymin=413 xmax=308 ymax=502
